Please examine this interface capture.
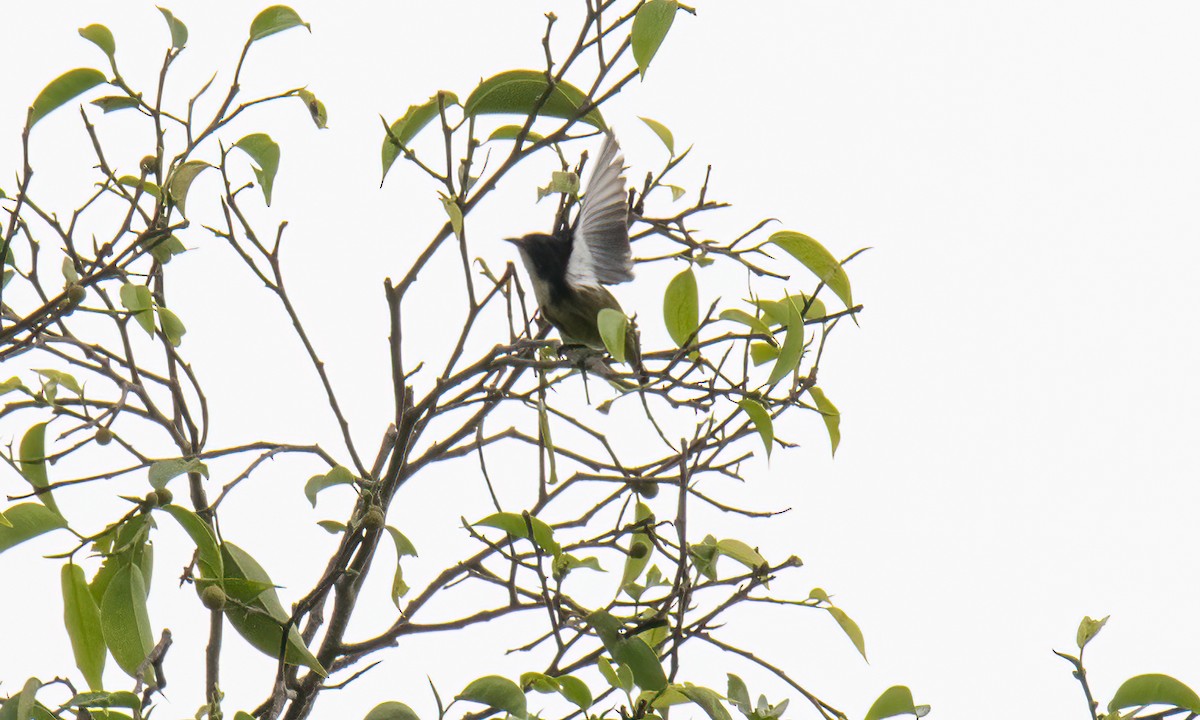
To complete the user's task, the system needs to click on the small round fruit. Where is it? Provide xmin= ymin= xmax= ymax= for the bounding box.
xmin=629 ymin=542 xmax=650 ymax=559
xmin=155 ymin=487 xmax=173 ymax=506
xmin=144 ymin=491 xmax=160 ymax=507
xmin=200 ymin=585 xmax=227 ymax=610
xmin=66 ymin=283 xmax=87 ymax=304
xmin=361 ymin=506 xmax=385 ymax=530
xmin=636 ymin=481 xmax=659 ymax=498
xmin=140 ymin=155 xmax=160 ymax=175
xmin=94 ymin=427 xmax=114 ymax=445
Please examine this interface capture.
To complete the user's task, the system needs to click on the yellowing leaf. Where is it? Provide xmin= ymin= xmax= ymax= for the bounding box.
xmin=1109 ymin=674 xmax=1200 ymax=714
xmin=827 ymin=606 xmax=867 ymax=661
xmin=737 ymin=398 xmax=773 ymax=458
xmin=809 ymin=386 xmax=841 ymax=456
xmin=768 ymin=231 xmax=853 ymax=309
xmin=864 ymin=686 xmax=919 ymax=720
xmin=639 ymin=116 xmax=675 ymax=155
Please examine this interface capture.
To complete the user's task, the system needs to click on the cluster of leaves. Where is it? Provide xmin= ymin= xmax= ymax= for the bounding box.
xmin=1053 ymin=616 xmax=1200 ymax=720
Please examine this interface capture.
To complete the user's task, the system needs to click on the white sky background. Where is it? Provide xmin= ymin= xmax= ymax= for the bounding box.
xmin=3 ymin=2 xmax=1200 ymax=719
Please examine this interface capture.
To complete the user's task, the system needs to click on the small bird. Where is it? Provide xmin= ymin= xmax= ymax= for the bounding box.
xmin=507 ymin=132 xmax=641 ymax=371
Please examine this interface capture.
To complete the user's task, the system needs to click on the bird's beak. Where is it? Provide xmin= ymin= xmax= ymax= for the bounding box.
xmin=503 ymin=237 xmax=522 ymax=247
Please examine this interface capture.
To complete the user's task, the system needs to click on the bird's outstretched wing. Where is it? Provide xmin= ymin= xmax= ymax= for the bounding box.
xmin=566 ymin=132 xmax=634 ymax=288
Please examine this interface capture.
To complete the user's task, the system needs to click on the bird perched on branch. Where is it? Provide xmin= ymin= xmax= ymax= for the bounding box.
xmin=507 ymin=132 xmax=642 ymax=375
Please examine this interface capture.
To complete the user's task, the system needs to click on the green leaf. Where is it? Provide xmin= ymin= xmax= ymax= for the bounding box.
xmin=456 ymin=676 xmax=527 ymax=718
xmin=386 ymin=526 xmax=418 ymax=558
xmin=148 ymin=457 xmax=208 ymax=490
xmin=62 ymin=564 xmax=106 ymax=690
xmin=16 ymin=677 xmax=40 ymax=720
xmin=35 ymin=369 xmax=81 ymax=395
xmin=864 ymin=686 xmax=920 ymax=720
xmin=385 ymin=526 xmax=417 ymax=608
xmin=381 ymin=92 xmax=460 ymax=182
xmin=719 ymin=308 xmax=774 ymax=341
xmin=598 ymin=308 xmax=629 ymax=363
xmin=439 ymin=192 xmax=463 ymax=239
xmin=552 ymin=553 xmax=604 ymax=582
xmin=91 ymin=96 xmax=141 ymax=114
xmin=487 ymin=125 xmax=544 ymax=144
xmin=364 ymin=701 xmax=421 ymax=720
xmin=61 ymin=256 xmax=80 ymax=284
xmin=1109 ymin=674 xmax=1200 ymax=713
xmin=234 ymin=133 xmax=281 ymax=206
xmin=65 ymin=692 xmax=140 ymax=710
xmin=166 ymin=160 xmax=211 ymax=216
xmin=117 ymin=175 xmax=160 ymax=199
xmin=118 ymin=283 xmax=150 ymax=312
xmin=638 ymin=116 xmax=675 ymax=155
xmin=827 ymin=606 xmax=867 ymax=661
xmin=620 ymin=502 xmax=654 ymax=594
xmin=304 ymin=465 xmax=356 ymax=507
xmin=589 ymin=610 xmax=668 ymax=692
xmin=220 ymin=542 xmax=326 ymax=676
xmin=29 ymin=69 xmax=107 ymax=128
xmin=475 ymin=512 xmax=561 ymax=556
xmin=119 ymin=283 xmax=155 ymax=336
xmin=751 ymin=293 xmax=827 ymax=325
xmin=79 ymin=25 xmax=116 ymax=61
xmin=690 ymin=535 xmax=719 ymax=581
xmin=716 ymin=538 xmax=767 ymax=574
xmin=155 ymin=306 xmax=186 ymax=347
xmin=316 ymin=520 xmax=345 ymax=534
xmin=726 ymin=674 xmax=751 ymax=714
xmin=768 ymin=231 xmax=853 ymax=309
xmin=631 ymin=0 xmax=680 ymax=78
xmin=597 ymin=657 xmax=633 ymax=694
xmin=737 ymin=398 xmax=773 ymax=458
xmin=644 ymin=685 xmax=690 ymax=710
xmin=679 ymin=684 xmax=732 ymax=720
xmin=663 ymin=267 xmax=699 ymax=348
xmin=464 ymin=70 xmax=605 ymax=130
xmin=249 ymin=5 xmax=311 ymax=42
xmin=19 ymin=422 xmax=60 ymax=515
xmin=749 ymin=342 xmax=778 ymax=367
xmin=156 ymin=7 xmax=188 ymax=49
xmin=556 ymin=675 xmax=592 ymax=710
xmin=0 ymin=376 xmax=28 ymax=397
xmin=767 ymin=298 xmax=805 ymax=386
xmin=1076 ymin=615 xmax=1109 ymax=650
xmin=146 ymin=234 xmax=186 ymax=263
xmin=808 ymin=386 xmax=840 ymax=456
xmin=521 ymin=672 xmax=560 ymax=694
xmin=89 ymin=515 xmax=154 ymax=605
xmin=101 ymin=565 xmax=154 ymax=678
xmin=537 ymin=170 xmax=579 ymax=201
xmin=160 ymin=505 xmax=222 ymax=580
xmin=537 ymin=392 xmax=558 ymax=485
xmin=296 ymin=88 xmax=327 ymax=129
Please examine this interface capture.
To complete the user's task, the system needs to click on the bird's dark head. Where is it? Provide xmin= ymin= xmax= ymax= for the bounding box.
xmin=506 ymin=232 xmax=572 ymax=307
xmin=506 ymin=233 xmax=571 ymax=283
